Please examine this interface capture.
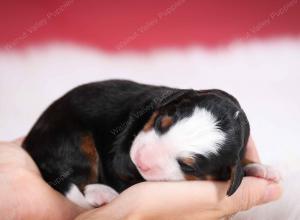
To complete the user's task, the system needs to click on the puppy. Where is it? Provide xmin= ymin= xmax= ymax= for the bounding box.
xmin=23 ymin=80 xmax=251 ymax=208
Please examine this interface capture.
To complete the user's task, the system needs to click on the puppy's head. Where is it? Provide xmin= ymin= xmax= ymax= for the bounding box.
xmin=130 ymin=90 xmax=249 ymax=195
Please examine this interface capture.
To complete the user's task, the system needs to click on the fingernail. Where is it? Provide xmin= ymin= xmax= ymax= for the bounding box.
xmin=266 ymin=166 xmax=282 ymax=182
xmin=262 ymin=184 xmax=281 ymax=203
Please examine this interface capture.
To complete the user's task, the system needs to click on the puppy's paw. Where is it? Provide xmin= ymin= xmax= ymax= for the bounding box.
xmin=244 ymin=163 xmax=281 ymax=182
xmin=84 ymin=184 xmax=119 ymax=207
xmin=65 ymin=184 xmax=93 ymax=209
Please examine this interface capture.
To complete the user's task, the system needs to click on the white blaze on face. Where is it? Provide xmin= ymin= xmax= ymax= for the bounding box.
xmin=130 ymin=107 xmax=226 ymax=181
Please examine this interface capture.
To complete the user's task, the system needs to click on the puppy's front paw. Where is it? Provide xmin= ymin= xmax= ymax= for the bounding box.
xmin=84 ymin=184 xmax=119 ymax=207
xmin=244 ymin=163 xmax=281 ymax=182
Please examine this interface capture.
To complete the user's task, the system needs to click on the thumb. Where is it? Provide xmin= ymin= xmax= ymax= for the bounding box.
xmin=219 ymin=177 xmax=282 ymax=216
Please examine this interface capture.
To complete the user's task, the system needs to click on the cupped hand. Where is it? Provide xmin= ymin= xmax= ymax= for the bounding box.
xmin=0 ymin=136 xmax=282 ymax=220
xmin=0 ymin=139 xmax=85 ymax=220
xmin=75 ymin=136 xmax=282 ymax=220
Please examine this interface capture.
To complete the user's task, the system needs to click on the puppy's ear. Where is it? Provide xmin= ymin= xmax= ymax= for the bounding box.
xmin=198 ymin=89 xmax=241 ymax=108
xmin=227 ymin=160 xmax=244 ymax=196
xmin=158 ymin=90 xmax=188 ymax=107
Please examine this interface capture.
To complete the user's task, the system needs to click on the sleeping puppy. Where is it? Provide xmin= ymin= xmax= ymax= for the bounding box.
xmin=23 ymin=80 xmax=251 ymax=208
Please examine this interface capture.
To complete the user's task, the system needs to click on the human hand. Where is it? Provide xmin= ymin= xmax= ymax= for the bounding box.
xmin=75 ymin=136 xmax=282 ymax=220
xmin=0 ymin=139 xmax=85 ymax=220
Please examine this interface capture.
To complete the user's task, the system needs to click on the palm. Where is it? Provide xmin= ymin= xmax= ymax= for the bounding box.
xmin=0 ymin=140 xmax=84 ymax=220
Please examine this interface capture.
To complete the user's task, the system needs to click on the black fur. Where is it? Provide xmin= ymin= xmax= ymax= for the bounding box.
xmin=22 ymin=80 xmax=250 ymax=196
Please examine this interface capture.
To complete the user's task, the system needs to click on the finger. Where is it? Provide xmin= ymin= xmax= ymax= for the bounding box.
xmin=244 ymin=136 xmax=261 ymax=163
xmin=19 ymin=171 xmax=86 ymax=220
xmin=220 ymin=177 xmax=282 ymax=216
xmin=75 ymin=208 xmax=101 ymax=220
xmin=109 ymin=180 xmax=231 ymax=220
xmin=76 ymin=180 xmax=234 ymax=220
xmin=244 ymin=163 xmax=281 ymax=182
xmin=12 ymin=137 xmax=25 ymax=146
xmin=123 ymin=180 xmax=231 ymax=208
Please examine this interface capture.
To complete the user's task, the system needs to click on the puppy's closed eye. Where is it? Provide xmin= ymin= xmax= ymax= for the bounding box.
xmin=178 ymin=158 xmax=196 ymax=174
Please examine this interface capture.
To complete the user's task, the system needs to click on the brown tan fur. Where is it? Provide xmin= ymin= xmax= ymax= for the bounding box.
xmin=143 ymin=111 xmax=159 ymax=131
xmin=79 ymin=134 xmax=99 ymax=191
xmin=181 ymin=157 xmax=195 ymax=166
xmin=160 ymin=116 xmax=173 ymax=129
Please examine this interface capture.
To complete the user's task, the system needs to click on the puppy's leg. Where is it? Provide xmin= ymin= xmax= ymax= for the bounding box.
xmin=244 ymin=163 xmax=281 ymax=182
xmin=84 ymin=184 xmax=119 ymax=207
xmin=66 ymin=184 xmax=93 ymax=209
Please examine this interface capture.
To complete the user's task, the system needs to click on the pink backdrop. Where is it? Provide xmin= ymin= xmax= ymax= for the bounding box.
xmin=1 ymin=0 xmax=300 ymax=51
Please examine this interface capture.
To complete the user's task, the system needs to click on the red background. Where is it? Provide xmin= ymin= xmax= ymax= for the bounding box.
xmin=1 ymin=0 xmax=300 ymax=51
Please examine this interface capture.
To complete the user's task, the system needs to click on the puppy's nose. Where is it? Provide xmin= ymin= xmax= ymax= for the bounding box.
xmin=135 ymin=149 xmax=151 ymax=172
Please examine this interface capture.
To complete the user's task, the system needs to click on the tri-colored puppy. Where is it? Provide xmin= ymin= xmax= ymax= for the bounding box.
xmin=23 ymin=80 xmax=252 ymax=208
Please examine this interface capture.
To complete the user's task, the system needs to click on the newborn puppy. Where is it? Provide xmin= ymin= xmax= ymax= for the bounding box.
xmin=23 ymin=80 xmax=251 ymax=208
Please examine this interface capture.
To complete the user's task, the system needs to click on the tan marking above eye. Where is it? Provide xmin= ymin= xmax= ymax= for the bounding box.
xmin=143 ymin=111 xmax=159 ymax=131
xmin=160 ymin=116 xmax=173 ymax=129
xmin=181 ymin=157 xmax=195 ymax=166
